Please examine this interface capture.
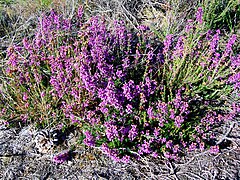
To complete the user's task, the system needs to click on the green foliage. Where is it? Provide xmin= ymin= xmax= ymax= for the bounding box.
xmin=37 ymin=0 xmax=52 ymax=8
xmin=0 ymin=0 xmax=15 ymax=6
xmin=201 ymin=0 xmax=240 ymax=32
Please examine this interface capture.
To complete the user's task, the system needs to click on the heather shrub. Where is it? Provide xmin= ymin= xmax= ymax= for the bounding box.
xmin=0 ymin=6 xmax=239 ymax=163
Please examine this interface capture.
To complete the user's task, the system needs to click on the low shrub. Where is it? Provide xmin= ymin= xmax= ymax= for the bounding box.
xmin=0 ymin=6 xmax=239 ymax=163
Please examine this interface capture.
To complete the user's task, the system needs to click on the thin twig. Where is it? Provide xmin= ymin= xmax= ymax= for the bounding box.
xmin=217 ymin=121 xmax=236 ymax=145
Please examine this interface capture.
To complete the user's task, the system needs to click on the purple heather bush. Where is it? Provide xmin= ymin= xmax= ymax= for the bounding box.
xmin=0 ymin=6 xmax=239 ymax=163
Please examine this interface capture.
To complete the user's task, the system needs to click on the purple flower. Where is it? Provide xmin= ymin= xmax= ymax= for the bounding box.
xmin=147 ymin=106 xmax=155 ymax=119
xmin=139 ymin=140 xmax=152 ymax=154
xmin=173 ymin=145 xmax=179 ymax=153
xmin=101 ymin=143 xmax=121 ymax=162
xmin=151 ymin=152 xmax=158 ymax=158
xmin=230 ymin=55 xmax=240 ymax=69
xmin=22 ymin=38 xmax=30 ymax=50
xmin=161 ymin=137 xmax=167 ymax=144
xmin=232 ymin=102 xmax=240 ymax=115
xmin=142 ymin=77 xmax=157 ymax=96
xmin=163 ymin=34 xmax=172 ymax=54
xmin=126 ymin=104 xmax=133 ymax=114
xmin=173 ymin=91 xmax=182 ymax=109
xmin=209 ymin=145 xmax=219 ymax=154
xmin=101 ymin=143 xmax=111 ymax=155
xmin=196 ymin=7 xmax=203 ymax=24
xmin=147 ymin=50 xmax=154 ymax=61
xmin=40 ymin=91 xmax=45 ymax=98
xmin=158 ymin=118 xmax=165 ymax=127
xmin=128 ymin=125 xmax=138 ymax=141
xmin=49 ymin=9 xmax=60 ymax=29
xmin=223 ymin=34 xmax=237 ymax=58
xmin=153 ymin=127 xmax=160 ymax=138
xmin=166 ymin=140 xmax=173 ymax=149
xmin=145 ymin=130 xmax=150 ymax=136
xmin=120 ymin=126 xmax=130 ymax=136
xmin=34 ymin=32 xmax=44 ymax=48
xmin=180 ymin=102 xmax=189 ymax=114
xmin=34 ymin=71 xmax=42 ymax=84
xmin=206 ymin=30 xmax=212 ymax=40
xmin=77 ymin=5 xmax=83 ymax=18
xmin=121 ymin=155 xmax=130 ymax=163
xmin=199 ymin=142 xmax=205 ymax=151
xmin=70 ymin=114 xmax=79 ymax=124
xmin=195 ymin=126 xmax=204 ymax=134
xmin=122 ymin=80 xmax=136 ymax=101
xmin=53 ymin=151 xmax=69 ymax=164
xmin=62 ymin=18 xmax=71 ymax=30
xmin=122 ymin=57 xmax=130 ymax=69
xmin=105 ymin=79 xmax=121 ymax=108
xmin=169 ymin=109 xmax=175 ymax=119
xmin=23 ymin=92 xmax=28 ymax=101
xmin=7 ymin=52 xmax=18 ymax=68
xmin=174 ymin=115 xmax=184 ymax=128
xmin=116 ymin=70 xmax=124 ymax=78
xmin=20 ymin=114 xmax=28 ymax=122
xmin=186 ymin=19 xmax=194 ymax=32
xmin=83 ymin=130 xmax=95 ymax=147
xmin=209 ymin=30 xmax=220 ymax=54
xmin=104 ymin=121 xmax=119 ymax=141
xmin=172 ymin=36 xmax=184 ymax=58
xmin=138 ymin=25 xmax=150 ymax=31
xmin=188 ymin=142 xmax=197 ymax=152
xmin=157 ymin=101 xmax=168 ymax=115
xmin=164 ymin=152 xmax=172 ymax=159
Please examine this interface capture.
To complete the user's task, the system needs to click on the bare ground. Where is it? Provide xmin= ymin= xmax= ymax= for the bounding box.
xmin=0 ymin=116 xmax=239 ymax=180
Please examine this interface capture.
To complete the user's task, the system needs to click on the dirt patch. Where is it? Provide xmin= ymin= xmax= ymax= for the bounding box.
xmin=0 ymin=117 xmax=239 ymax=180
